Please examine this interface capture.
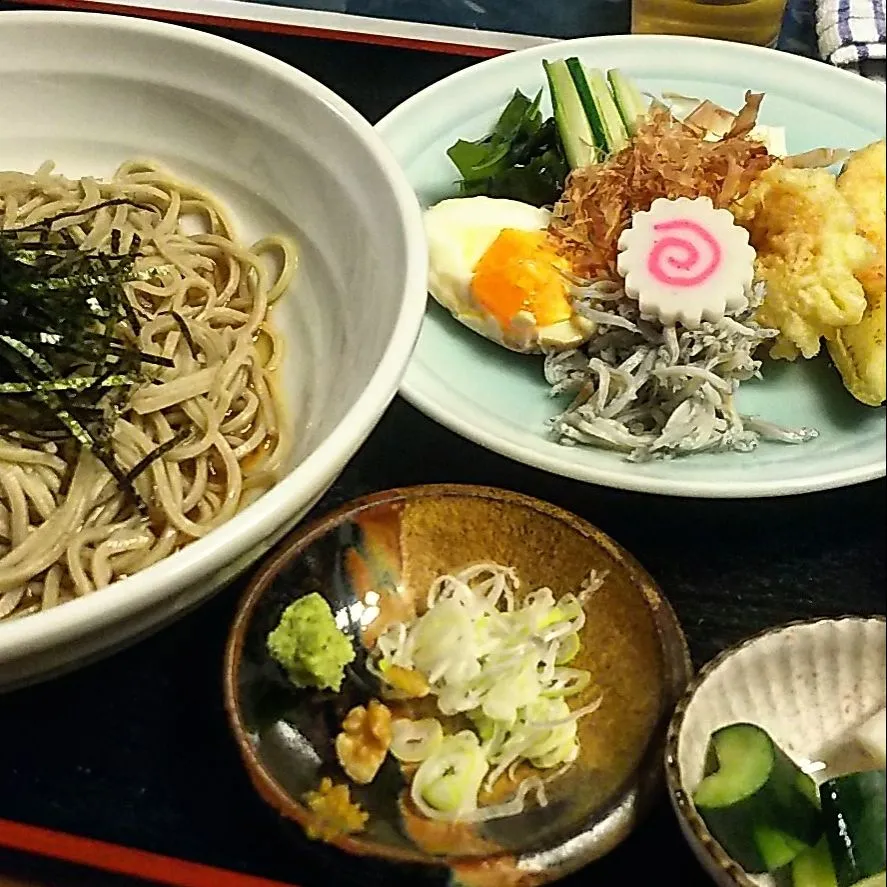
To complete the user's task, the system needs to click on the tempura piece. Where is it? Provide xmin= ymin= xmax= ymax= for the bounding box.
xmin=734 ymin=165 xmax=874 ymax=360
xmin=827 ymin=140 xmax=886 ymax=406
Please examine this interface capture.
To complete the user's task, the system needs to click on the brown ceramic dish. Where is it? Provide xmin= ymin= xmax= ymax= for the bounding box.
xmin=223 ymin=484 xmax=691 ymax=886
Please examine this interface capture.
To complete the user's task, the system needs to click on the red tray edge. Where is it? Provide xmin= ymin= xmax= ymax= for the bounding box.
xmin=0 ymin=819 xmax=300 ymax=887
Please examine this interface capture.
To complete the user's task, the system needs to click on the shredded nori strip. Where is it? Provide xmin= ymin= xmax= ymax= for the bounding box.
xmin=0 ymin=199 xmax=176 ymax=508
xmin=12 ymin=198 xmax=155 ymax=233
xmin=169 ymin=310 xmax=199 ymax=360
xmin=125 ymin=428 xmax=189 ymax=484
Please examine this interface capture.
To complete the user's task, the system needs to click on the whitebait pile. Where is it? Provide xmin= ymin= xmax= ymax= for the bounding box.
xmin=544 ymin=281 xmax=818 ymax=461
xmin=374 ymin=563 xmax=604 ymax=823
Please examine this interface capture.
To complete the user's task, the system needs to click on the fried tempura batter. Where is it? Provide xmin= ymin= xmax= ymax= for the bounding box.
xmin=827 ymin=140 xmax=886 ymax=406
xmin=735 ymin=165 xmax=874 ymax=360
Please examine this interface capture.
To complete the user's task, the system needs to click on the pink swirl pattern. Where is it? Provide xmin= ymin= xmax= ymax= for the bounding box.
xmin=646 ymin=219 xmax=722 ymax=289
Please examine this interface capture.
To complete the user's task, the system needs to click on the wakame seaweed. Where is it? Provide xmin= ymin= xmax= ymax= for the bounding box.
xmin=0 ymin=201 xmax=177 ymax=502
xmin=446 ymin=90 xmax=568 ymax=208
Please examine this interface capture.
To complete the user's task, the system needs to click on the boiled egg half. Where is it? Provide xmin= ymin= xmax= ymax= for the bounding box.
xmin=424 ymin=196 xmax=595 ymax=353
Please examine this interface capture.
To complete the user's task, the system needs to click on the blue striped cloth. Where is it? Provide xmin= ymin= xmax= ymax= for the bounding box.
xmin=816 ymin=0 xmax=886 ymax=79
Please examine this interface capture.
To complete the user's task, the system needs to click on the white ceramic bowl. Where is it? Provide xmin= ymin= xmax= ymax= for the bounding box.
xmin=0 ymin=11 xmax=427 ymax=690
xmin=665 ymin=616 xmax=887 ymax=887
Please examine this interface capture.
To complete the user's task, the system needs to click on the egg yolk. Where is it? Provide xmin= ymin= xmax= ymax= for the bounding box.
xmin=470 ymin=229 xmax=574 ymax=328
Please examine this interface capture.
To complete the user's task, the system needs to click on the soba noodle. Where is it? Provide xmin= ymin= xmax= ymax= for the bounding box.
xmin=0 ymin=160 xmax=297 ymax=620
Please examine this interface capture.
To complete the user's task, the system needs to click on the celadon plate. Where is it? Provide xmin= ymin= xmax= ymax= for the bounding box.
xmin=377 ymin=35 xmax=887 ymax=498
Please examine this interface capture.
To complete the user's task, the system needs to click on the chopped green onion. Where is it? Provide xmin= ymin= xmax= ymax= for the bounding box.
xmin=374 ymin=564 xmax=607 ymax=822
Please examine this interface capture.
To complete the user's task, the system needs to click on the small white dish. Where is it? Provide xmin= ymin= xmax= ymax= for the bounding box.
xmin=376 ymin=34 xmax=887 ymax=498
xmin=665 ymin=616 xmax=887 ymax=887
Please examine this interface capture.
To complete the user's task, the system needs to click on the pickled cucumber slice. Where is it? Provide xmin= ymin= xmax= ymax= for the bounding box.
xmin=693 ymin=723 xmax=822 ymax=873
